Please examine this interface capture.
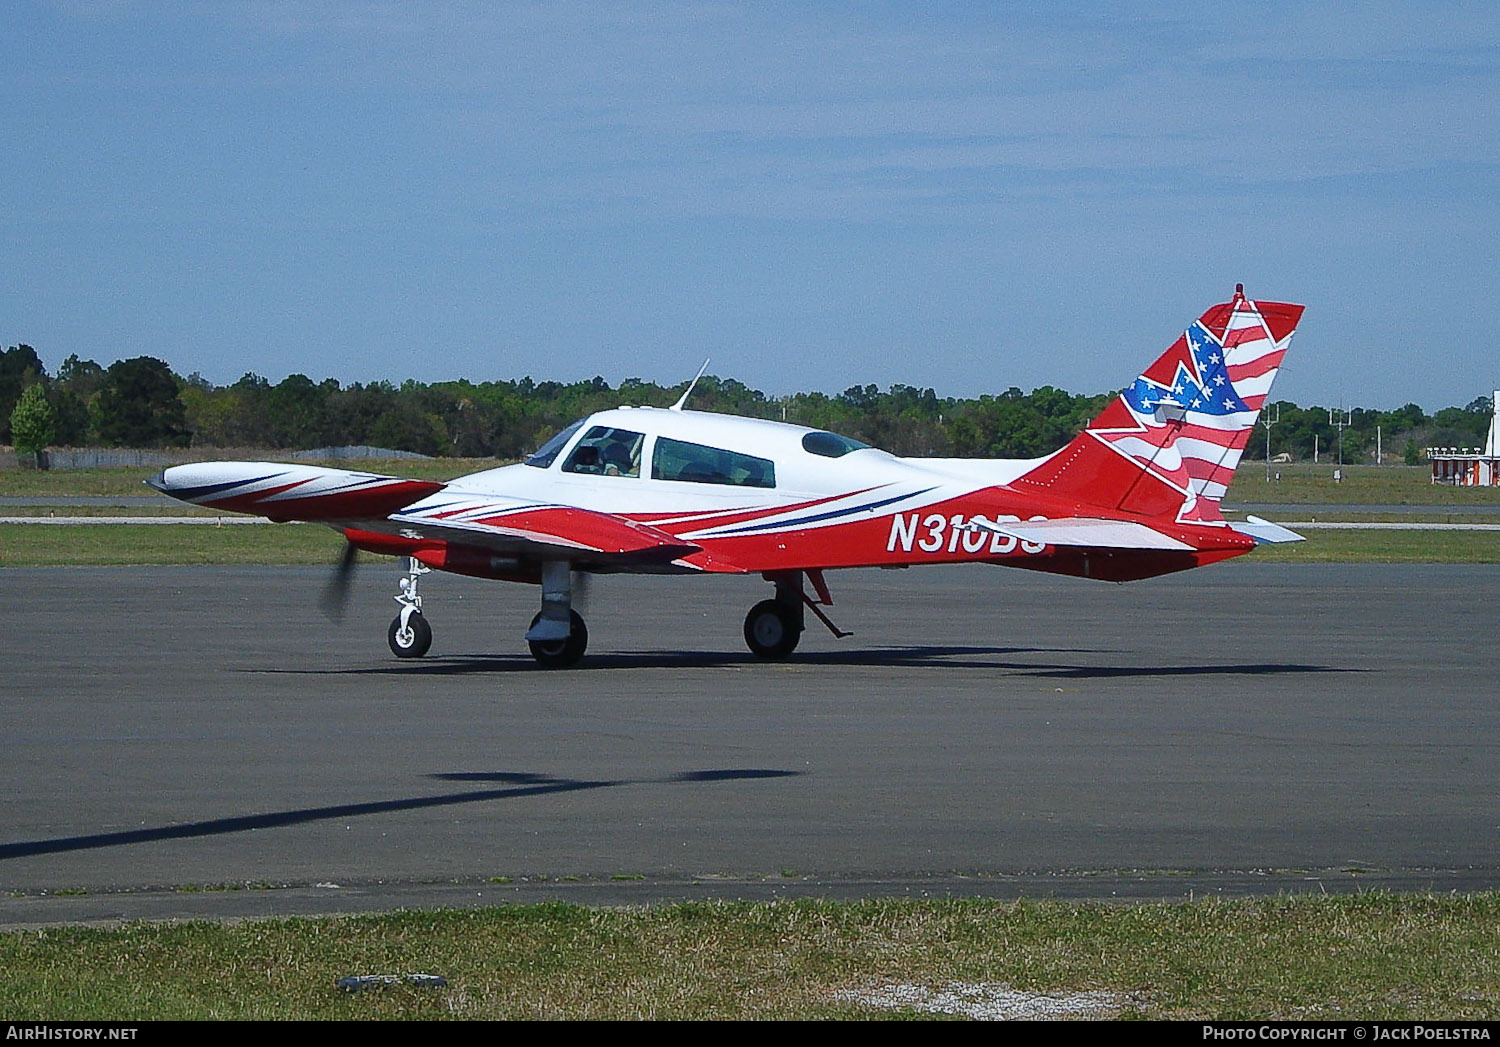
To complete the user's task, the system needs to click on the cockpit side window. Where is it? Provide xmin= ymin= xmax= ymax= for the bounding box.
xmin=651 ymin=436 xmax=776 ymax=488
xmin=562 ymin=426 xmax=645 ymax=478
xmin=801 ymin=431 xmax=871 ymax=458
xmin=524 ymin=419 xmax=586 ymax=469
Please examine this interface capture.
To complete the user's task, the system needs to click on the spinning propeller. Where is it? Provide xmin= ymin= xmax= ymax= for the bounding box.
xmin=319 ymin=540 xmax=360 ymax=621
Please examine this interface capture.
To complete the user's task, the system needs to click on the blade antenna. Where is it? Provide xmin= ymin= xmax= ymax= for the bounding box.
xmin=669 ymin=359 xmax=710 ymax=412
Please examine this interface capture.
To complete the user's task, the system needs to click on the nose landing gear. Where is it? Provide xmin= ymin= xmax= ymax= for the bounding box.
xmin=387 ymin=558 xmax=433 ymax=658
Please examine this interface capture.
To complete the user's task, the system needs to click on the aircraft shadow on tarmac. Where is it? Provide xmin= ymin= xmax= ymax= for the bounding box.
xmin=0 ymin=769 xmax=800 ymax=861
xmin=239 ymin=644 xmax=1361 ymax=678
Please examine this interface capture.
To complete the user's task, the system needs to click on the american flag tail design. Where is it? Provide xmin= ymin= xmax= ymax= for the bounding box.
xmin=1013 ymin=287 xmax=1304 ymax=524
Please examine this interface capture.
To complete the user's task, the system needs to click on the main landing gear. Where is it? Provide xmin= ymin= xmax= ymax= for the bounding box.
xmin=742 ymin=569 xmax=849 ymax=660
xmin=743 ymin=599 xmax=800 ymax=659
xmin=528 ymin=609 xmax=588 ymax=668
xmin=523 ymin=560 xmax=588 ymax=669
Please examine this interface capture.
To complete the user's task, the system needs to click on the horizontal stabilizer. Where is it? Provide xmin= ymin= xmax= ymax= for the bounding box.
xmin=963 ymin=516 xmax=1194 ymax=551
xmin=1233 ymin=515 xmax=1305 ymax=545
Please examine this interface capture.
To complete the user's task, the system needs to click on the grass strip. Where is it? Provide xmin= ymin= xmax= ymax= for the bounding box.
xmin=1245 ymin=528 xmax=1500 ymax=563
xmin=1228 ymin=463 xmax=1500 ymax=506
xmin=8 ymin=461 xmax=1500 ymax=506
xmin=0 ymin=895 xmax=1496 ymax=1020
xmin=0 ymin=522 xmax=349 ymax=566
xmin=0 ymin=459 xmax=495 ymax=498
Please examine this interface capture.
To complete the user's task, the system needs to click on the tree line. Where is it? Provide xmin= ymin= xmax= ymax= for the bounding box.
xmin=2 ymin=342 xmax=1493 ymax=465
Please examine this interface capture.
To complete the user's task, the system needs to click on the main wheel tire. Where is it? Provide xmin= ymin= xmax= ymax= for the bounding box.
xmin=388 ymin=612 xmax=433 ymax=658
xmin=527 ymin=609 xmax=588 ymax=668
xmin=743 ymin=599 xmax=801 ymax=660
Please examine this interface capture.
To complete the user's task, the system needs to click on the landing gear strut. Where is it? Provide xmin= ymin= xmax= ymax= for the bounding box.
xmin=743 ymin=569 xmax=849 ymax=660
xmin=524 ymin=560 xmax=588 ymax=668
xmin=388 ymin=557 xmax=433 ymax=658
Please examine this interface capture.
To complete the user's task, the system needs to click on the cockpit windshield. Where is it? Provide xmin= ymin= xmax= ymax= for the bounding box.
xmin=523 ymin=419 xmax=586 ymax=468
xmin=563 ymin=426 xmax=645 ymax=478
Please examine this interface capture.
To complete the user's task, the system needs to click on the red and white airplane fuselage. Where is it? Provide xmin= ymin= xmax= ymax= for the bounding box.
xmin=151 ymin=288 xmax=1305 ymax=665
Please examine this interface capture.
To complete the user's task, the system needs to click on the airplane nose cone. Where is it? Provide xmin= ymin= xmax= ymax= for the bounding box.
xmin=145 ymin=470 xmax=169 ymax=493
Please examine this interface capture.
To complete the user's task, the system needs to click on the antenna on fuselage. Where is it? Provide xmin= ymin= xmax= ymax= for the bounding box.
xmin=669 ymin=358 xmax=710 ymax=412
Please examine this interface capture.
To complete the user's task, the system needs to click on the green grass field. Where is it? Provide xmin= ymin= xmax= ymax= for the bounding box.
xmin=4 ymin=456 xmax=1500 ymax=565
xmin=1229 ymin=461 xmax=1500 ymax=505
xmin=0 ymin=458 xmax=495 ymax=498
xmin=1 ymin=896 xmax=1496 ymax=1020
xmin=0 ymin=522 xmax=352 ymax=565
xmin=6 ymin=458 xmax=1499 ymax=505
xmin=1245 ymin=528 xmax=1500 ymax=563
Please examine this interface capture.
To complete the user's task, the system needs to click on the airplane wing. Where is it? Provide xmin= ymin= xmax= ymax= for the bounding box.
xmin=147 ymin=462 xmax=447 ymax=521
xmin=148 ymin=462 xmax=700 ymax=568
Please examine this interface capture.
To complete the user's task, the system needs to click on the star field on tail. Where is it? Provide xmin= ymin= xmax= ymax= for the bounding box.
xmin=1122 ymin=322 xmax=1247 ymax=418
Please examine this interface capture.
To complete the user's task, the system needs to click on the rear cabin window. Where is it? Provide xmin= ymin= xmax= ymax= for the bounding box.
xmin=562 ymin=426 xmax=645 ymax=477
xmin=801 ymin=431 xmax=871 ymax=458
xmin=651 ymin=436 xmax=776 ymax=488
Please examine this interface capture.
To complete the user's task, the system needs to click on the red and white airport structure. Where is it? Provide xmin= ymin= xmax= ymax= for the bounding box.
xmin=1428 ymin=391 xmax=1500 ymax=486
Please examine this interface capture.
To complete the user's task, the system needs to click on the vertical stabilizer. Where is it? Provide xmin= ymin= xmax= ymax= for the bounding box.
xmin=1014 ymin=288 xmax=1304 ymax=522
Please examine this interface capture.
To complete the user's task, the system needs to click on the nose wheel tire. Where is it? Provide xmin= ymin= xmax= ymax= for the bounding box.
xmin=744 ymin=599 xmax=801 ymax=660
xmin=528 ymin=610 xmax=588 ymax=668
xmin=388 ymin=612 xmax=433 ymax=658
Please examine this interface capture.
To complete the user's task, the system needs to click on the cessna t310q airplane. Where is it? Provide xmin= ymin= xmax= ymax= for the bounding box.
xmin=150 ymin=287 xmax=1304 ymax=667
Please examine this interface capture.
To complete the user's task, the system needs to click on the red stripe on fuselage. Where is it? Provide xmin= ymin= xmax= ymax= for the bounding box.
xmin=676 ymin=489 xmax=1252 ymax=580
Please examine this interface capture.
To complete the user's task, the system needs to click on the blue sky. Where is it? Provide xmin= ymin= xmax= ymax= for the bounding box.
xmin=4 ymin=1 xmax=1497 ymax=409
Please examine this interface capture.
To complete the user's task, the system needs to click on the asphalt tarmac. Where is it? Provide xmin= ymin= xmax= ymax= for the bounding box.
xmin=2 ymin=562 xmax=1497 ymax=926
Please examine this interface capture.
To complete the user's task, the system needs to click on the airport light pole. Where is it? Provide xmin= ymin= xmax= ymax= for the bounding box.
xmin=1330 ymin=408 xmax=1352 ymax=467
xmin=1261 ymin=403 xmax=1280 ymax=482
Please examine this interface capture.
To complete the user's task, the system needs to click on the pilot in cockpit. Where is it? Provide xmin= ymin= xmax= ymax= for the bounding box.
xmin=600 ymin=431 xmax=642 ymax=477
xmin=564 ymin=426 xmax=643 ymax=477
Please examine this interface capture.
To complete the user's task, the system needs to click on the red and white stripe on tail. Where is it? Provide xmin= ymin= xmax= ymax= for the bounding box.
xmin=1013 ymin=287 xmax=1304 ymax=524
